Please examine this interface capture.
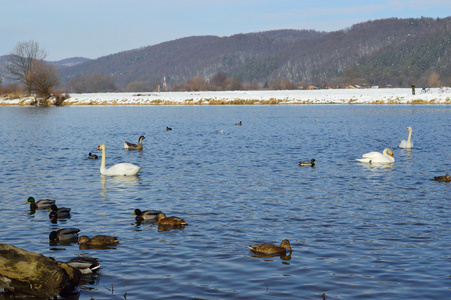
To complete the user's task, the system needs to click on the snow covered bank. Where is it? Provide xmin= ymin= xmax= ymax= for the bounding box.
xmin=1 ymin=88 xmax=450 ymax=105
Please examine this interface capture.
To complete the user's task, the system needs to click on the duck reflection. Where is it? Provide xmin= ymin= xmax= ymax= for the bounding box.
xmin=49 ymin=239 xmax=78 ymax=247
xmin=134 ymin=219 xmax=158 ymax=227
xmin=250 ymin=251 xmax=292 ymax=261
xmin=157 ymin=223 xmax=187 ymax=232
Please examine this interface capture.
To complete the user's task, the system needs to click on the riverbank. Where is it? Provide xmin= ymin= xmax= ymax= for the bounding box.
xmin=1 ymin=88 xmax=450 ymax=105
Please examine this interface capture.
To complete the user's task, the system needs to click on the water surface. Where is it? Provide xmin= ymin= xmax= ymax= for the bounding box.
xmin=0 ymin=105 xmax=450 ymax=299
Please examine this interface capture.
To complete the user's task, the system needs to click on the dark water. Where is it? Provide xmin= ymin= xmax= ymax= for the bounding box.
xmin=0 ymin=105 xmax=450 ymax=299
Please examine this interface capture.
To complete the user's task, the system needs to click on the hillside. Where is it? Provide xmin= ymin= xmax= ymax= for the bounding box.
xmin=52 ymin=17 xmax=451 ymax=89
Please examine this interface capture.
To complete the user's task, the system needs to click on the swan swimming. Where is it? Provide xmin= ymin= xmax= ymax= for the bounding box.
xmin=124 ymin=136 xmax=145 ymax=150
xmin=96 ymin=144 xmax=142 ymax=176
xmin=398 ymin=126 xmax=413 ymax=149
xmin=356 ymin=148 xmax=395 ymax=164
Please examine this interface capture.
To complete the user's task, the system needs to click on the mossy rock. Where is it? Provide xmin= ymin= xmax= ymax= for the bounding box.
xmin=0 ymin=244 xmax=81 ymax=298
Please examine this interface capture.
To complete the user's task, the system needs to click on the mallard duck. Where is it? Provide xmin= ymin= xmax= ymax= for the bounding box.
xmin=49 ymin=228 xmax=80 ymax=241
xmin=157 ymin=213 xmax=187 ymax=226
xmin=67 ymin=256 xmax=100 ymax=274
xmin=25 ymin=197 xmax=55 ymax=210
xmin=166 ymin=126 xmax=172 ymax=131
xmin=298 ymin=158 xmax=316 ymax=166
xmin=48 ymin=204 xmax=71 ymax=219
xmin=97 ymin=144 xmax=142 ymax=176
xmin=248 ymin=239 xmax=292 ymax=254
xmin=88 ymin=152 xmax=98 ymax=159
xmin=434 ymin=174 xmax=450 ymax=182
xmin=132 ymin=209 xmax=163 ymax=221
xmin=78 ymin=235 xmax=119 ymax=246
xmin=356 ymin=148 xmax=395 ymax=164
xmin=124 ymin=135 xmax=145 ymax=150
xmin=235 ymin=121 xmax=242 ymax=126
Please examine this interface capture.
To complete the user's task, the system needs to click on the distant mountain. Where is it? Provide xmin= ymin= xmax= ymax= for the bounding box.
xmin=13 ymin=17 xmax=451 ymax=90
xmin=49 ymin=57 xmax=91 ymax=68
xmin=58 ymin=30 xmax=326 ymax=88
xmin=0 ymin=55 xmax=90 ymax=68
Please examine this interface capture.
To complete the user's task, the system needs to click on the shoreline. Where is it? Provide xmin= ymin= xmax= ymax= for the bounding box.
xmin=1 ymin=88 xmax=450 ymax=105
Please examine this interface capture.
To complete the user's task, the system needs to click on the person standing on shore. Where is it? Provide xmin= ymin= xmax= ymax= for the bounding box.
xmin=411 ymin=83 xmax=416 ymax=95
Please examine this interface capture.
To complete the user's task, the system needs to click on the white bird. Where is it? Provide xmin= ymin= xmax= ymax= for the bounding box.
xmin=398 ymin=126 xmax=413 ymax=149
xmin=356 ymin=148 xmax=395 ymax=164
xmin=96 ymin=144 xmax=142 ymax=176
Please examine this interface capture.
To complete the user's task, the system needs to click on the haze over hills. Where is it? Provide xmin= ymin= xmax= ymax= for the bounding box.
xmin=2 ymin=17 xmax=451 ymax=90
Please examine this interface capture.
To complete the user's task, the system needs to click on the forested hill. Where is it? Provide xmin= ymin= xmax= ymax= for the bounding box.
xmin=59 ymin=17 xmax=451 ymax=89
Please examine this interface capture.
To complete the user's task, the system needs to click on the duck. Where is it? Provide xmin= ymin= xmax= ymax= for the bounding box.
xmin=298 ymin=158 xmax=316 ymax=166
xmin=235 ymin=121 xmax=242 ymax=126
xmin=88 ymin=152 xmax=98 ymax=159
xmin=433 ymin=174 xmax=450 ymax=182
xmin=248 ymin=239 xmax=292 ymax=254
xmin=132 ymin=209 xmax=163 ymax=221
xmin=124 ymin=135 xmax=145 ymax=150
xmin=49 ymin=228 xmax=80 ymax=241
xmin=25 ymin=197 xmax=55 ymax=210
xmin=96 ymin=144 xmax=142 ymax=176
xmin=399 ymin=126 xmax=413 ymax=149
xmin=166 ymin=126 xmax=172 ymax=131
xmin=356 ymin=148 xmax=395 ymax=164
xmin=157 ymin=213 xmax=188 ymax=226
xmin=48 ymin=204 xmax=71 ymax=219
xmin=67 ymin=257 xmax=100 ymax=274
xmin=78 ymin=235 xmax=119 ymax=246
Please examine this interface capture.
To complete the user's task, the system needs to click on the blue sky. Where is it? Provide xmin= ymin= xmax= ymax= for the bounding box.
xmin=1 ymin=0 xmax=450 ymax=61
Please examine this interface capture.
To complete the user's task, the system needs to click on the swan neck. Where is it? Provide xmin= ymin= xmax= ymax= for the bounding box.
xmin=100 ymin=146 xmax=106 ymax=171
xmin=407 ymin=129 xmax=412 ymax=143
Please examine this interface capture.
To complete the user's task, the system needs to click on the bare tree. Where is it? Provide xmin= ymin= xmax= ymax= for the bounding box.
xmin=6 ymin=40 xmax=47 ymax=95
xmin=30 ymin=59 xmax=59 ymax=98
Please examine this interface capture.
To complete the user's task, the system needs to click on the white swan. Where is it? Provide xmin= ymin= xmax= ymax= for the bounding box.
xmin=96 ymin=144 xmax=142 ymax=176
xmin=356 ymin=148 xmax=395 ymax=164
xmin=398 ymin=126 xmax=413 ymax=149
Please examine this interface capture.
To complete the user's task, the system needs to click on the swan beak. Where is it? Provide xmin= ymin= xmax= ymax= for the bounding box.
xmin=96 ymin=146 xmax=100 ymax=150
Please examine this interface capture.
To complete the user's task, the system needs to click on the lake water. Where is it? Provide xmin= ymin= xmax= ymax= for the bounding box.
xmin=0 ymin=105 xmax=450 ymax=299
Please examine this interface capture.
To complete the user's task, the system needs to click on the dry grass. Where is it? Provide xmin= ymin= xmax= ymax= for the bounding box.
xmin=3 ymin=95 xmax=451 ymax=106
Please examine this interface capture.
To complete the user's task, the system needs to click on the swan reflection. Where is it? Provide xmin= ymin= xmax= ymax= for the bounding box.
xmin=100 ymin=174 xmax=140 ymax=197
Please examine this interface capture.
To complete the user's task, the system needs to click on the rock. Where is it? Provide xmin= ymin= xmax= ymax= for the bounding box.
xmin=0 ymin=244 xmax=81 ymax=298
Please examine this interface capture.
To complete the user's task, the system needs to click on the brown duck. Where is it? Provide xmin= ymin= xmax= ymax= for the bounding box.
xmin=78 ymin=235 xmax=119 ymax=246
xmin=157 ymin=213 xmax=187 ymax=226
xmin=248 ymin=239 xmax=292 ymax=254
xmin=434 ymin=174 xmax=450 ymax=182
